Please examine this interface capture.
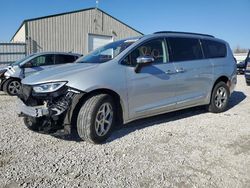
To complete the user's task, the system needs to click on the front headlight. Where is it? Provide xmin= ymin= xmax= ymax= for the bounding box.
xmin=33 ymin=81 xmax=67 ymax=93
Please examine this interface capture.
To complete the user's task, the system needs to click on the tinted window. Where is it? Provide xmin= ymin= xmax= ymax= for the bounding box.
xmin=168 ymin=37 xmax=203 ymax=62
xmin=55 ymin=55 xmax=76 ymax=64
xmin=202 ymin=40 xmax=227 ymax=58
xmin=29 ymin=54 xmax=55 ymax=67
xmin=123 ymin=39 xmax=168 ymax=66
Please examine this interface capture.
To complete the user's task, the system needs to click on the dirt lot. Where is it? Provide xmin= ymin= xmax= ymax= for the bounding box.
xmin=0 ymin=75 xmax=249 ymax=188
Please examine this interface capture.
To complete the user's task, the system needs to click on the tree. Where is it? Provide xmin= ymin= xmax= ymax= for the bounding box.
xmin=234 ymin=45 xmax=248 ymax=53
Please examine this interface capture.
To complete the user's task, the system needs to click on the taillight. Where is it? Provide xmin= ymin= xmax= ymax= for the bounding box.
xmin=247 ymin=62 xmax=250 ymax=70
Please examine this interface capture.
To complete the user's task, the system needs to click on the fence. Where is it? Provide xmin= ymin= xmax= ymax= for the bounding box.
xmin=0 ymin=43 xmax=27 ymax=65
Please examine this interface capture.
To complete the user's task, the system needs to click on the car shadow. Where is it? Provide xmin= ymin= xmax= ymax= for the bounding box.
xmin=51 ymin=91 xmax=246 ymax=143
xmin=227 ymin=91 xmax=246 ymax=109
xmin=107 ymin=91 xmax=247 ymax=143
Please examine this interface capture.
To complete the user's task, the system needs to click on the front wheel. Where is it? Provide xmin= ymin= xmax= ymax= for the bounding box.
xmin=3 ymin=79 xmax=21 ymax=96
xmin=208 ymin=81 xmax=230 ymax=113
xmin=77 ymin=94 xmax=116 ymax=144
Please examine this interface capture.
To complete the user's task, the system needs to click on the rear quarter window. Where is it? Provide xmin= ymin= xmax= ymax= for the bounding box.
xmin=202 ymin=40 xmax=227 ymax=58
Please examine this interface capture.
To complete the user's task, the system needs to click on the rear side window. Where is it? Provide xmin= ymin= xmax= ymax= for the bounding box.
xmin=55 ymin=55 xmax=76 ymax=64
xmin=202 ymin=40 xmax=227 ymax=58
xmin=168 ymin=37 xmax=203 ymax=62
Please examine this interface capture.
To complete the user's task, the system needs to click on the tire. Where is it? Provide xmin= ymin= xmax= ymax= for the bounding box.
xmin=3 ymin=78 xmax=21 ymax=96
xmin=208 ymin=81 xmax=230 ymax=113
xmin=23 ymin=117 xmax=42 ymax=131
xmin=77 ymin=94 xmax=116 ymax=144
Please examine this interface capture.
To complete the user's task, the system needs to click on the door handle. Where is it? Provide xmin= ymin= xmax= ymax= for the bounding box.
xmin=176 ymin=68 xmax=185 ymax=73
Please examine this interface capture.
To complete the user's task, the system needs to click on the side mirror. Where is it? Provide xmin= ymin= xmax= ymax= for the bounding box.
xmin=22 ymin=62 xmax=33 ymax=68
xmin=135 ymin=56 xmax=154 ymax=73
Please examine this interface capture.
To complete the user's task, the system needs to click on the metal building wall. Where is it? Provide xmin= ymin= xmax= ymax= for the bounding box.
xmin=0 ymin=43 xmax=26 ymax=64
xmin=26 ymin=8 xmax=142 ymax=55
xmin=11 ymin=24 xmax=26 ymax=43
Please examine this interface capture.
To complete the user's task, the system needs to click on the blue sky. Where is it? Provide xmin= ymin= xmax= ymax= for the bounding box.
xmin=0 ymin=0 xmax=249 ymax=49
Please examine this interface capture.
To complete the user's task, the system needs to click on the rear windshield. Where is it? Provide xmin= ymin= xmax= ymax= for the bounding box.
xmin=202 ymin=39 xmax=227 ymax=58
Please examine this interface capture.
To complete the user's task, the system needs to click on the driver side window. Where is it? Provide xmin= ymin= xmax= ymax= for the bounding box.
xmin=28 ymin=55 xmax=55 ymax=67
xmin=123 ymin=39 xmax=168 ymax=66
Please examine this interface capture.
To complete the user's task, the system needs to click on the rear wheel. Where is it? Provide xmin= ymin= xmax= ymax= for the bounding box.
xmin=77 ymin=94 xmax=116 ymax=144
xmin=208 ymin=81 xmax=230 ymax=113
xmin=3 ymin=79 xmax=21 ymax=96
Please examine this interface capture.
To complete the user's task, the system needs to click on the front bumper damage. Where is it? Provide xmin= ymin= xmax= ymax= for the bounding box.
xmin=18 ymin=84 xmax=84 ymax=133
xmin=18 ymin=99 xmax=49 ymax=117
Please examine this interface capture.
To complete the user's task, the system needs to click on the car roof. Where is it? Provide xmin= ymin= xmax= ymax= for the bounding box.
xmin=140 ymin=31 xmax=227 ymax=44
xmin=31 ymin=52 xmax=82 ymax=57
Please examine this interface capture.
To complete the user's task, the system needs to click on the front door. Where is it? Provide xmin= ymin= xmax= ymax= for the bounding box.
xmin=123 ymin=38 xmax=178 ymax=120
xmin=23 ymin=54 xmax=55 ymax=77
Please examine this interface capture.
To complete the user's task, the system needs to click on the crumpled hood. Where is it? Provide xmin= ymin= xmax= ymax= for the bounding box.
xmin=22 ymin=63 xmax=99 ymax=85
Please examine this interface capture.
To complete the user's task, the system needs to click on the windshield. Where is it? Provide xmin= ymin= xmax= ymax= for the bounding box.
xmin=76 ymin=39 xmax=138 ymax=64
xmin=11 ymin=54 xmax=35 ymax=66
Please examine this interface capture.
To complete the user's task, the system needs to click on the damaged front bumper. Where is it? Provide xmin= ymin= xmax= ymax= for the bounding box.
xmin=18 ymin=84 xmax=84 ymax=133
xmin=18 ymin=99 xmax=49 ymax=117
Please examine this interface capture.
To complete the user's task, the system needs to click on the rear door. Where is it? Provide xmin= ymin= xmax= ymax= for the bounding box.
xmin=123 ymin=38 xmax=178 ymax=120
xmin=167 ymin=37 xmax=213 ymax=107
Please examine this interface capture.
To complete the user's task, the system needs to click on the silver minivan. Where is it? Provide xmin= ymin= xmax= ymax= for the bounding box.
xmin=0 ymin=52 xmax=81 ymax=95
xmin=18 ymin=32 xmax=237 ymax=144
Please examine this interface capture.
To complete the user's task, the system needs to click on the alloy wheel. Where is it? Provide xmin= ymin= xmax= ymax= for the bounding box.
xmin=8 ymin=81 xmax=21 ymax=95
xmin=214 ymin=87 xmax=228 ymax=109
xmin=95 ymin=103 xmax=113 ymax=136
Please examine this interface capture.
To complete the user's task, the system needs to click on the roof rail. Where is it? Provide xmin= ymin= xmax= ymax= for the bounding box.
xmin=154 ymin=31 xmax=214 ymax=38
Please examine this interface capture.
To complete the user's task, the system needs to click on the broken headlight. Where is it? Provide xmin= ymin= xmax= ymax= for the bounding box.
xmin=33 ymin=81 xmax=67 ymax=93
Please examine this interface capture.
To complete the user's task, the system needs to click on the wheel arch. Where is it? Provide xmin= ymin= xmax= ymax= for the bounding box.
xmin=69 ymin=88 xmax=124 ymax=130
xmin=1 ymin=77 xmax=22 ymax=93
xmin=0 ymin=77 xmax=21 ymax=90
xmin=212 ymin=75 xmax=230 ymax=91
xmin=209 ymin=75 xmax=230 ymax=102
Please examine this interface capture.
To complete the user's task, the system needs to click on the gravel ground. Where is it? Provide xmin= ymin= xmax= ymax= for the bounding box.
xmin=0 ymin=75 xmax=249 ymax=188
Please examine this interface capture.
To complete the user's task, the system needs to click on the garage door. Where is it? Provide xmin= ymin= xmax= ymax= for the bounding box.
xmin=88 ymin=34 xmax=113 ymax=52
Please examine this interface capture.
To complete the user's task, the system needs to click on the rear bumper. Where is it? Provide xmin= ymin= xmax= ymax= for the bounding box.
xmin=229 ymin=74 xmax=237 ymax=94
